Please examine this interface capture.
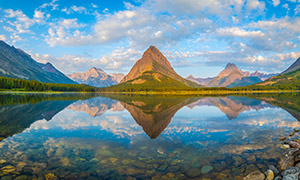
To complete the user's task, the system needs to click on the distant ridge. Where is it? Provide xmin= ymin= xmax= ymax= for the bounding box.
xmin=68 ymin=67 xmax=124 ymax=87
xmin=187 ymin=63 xmax=277 ymax=88
xmin=0 ymin=40 xmax=76 ymax=84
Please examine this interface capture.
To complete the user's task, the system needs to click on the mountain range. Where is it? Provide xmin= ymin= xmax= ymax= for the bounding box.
xmin=0 ymin=40 xmax=75 ymax=84
xmin=186 ymin=63 xmax=278 ymax=88
xmin=68 ymin=67 xmax=124 ymax=87
xmin=0 ymin=39 xmax=299 ymax=91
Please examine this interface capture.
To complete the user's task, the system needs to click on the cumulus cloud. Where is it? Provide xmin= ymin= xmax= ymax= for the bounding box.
xmin=39 ymin=0 xmax=59 ymax=10
xmin=272 ymin=0 xmax=280 ymax=6
xmin=0 ymin=35 xmax=7 ymax=41
xmin=45 ymin=5 xmax=212 ymax=48
xmin=4 ymin=9 xmax=46 ymax=34
xmin=31 ymin=47 xmax=141 ymax=74
xmin=216 ymin=27 xmax=264 ymax=38
xmin=62 ymin=6 xmax=87 ymax=14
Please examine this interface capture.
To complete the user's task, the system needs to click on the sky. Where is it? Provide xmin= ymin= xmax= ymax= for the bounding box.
xmin=0 ymin=0 xmax=299 ymax=77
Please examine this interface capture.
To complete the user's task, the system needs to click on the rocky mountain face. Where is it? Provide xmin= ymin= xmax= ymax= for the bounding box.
xmin=282 ymin=57 xmax=300 ymax=74
xmin=206 ymin=63 xmax=245 ymax=87
xmin=68 ymin=67 xmax=124 ymax=87
xmin=187 ymin=63 xmax=277 ymax=88
xmin=0 ymin=40 xmax=76 ymax=84
xmin=120 ymin=46 xmax=199 ymax=87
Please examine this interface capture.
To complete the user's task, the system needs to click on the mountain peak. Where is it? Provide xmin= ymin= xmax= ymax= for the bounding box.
xmin=140 ymin=46 xmax=170 ymax=66
xmin=225 ymin=63 xmax=238 ymax=70
xmin=119 ymin=46 xmax=199 ymax=87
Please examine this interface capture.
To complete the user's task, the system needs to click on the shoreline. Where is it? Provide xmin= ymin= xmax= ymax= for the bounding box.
xmin=98 ymin=90 xmax=300 ymax=95
xmin=0 ymin=90 xmax=299 ymax=95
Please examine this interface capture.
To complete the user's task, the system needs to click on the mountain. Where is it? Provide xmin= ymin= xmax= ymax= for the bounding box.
xmin=250 ymin=71 xmax=278 ymax=81
xmin=227 ymin=77 xmax=262 ymax=88
xmin=256 ymin=57 xmax=300 ymax=87
xmin=206 ymin=63 xmax=245 ymax=87
xmin=103 ymin=46 xmax=200 ymax=91
xmin=68 ymin=67 xmax=124 ymax=87
xmin=110 ymin=73 xmax=125 ymax=83
xmin=0 ymin=40 xmax=76 ymax=84
xmin=188 ymin=63 xmax=277 ymax=88
xmin=282 ymin=57 xmax=300 ymax=74
xmin=186 ymin=75 xmax=213 ymax=86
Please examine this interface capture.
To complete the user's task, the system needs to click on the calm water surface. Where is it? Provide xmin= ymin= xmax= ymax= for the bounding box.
xmin=0 ymin=93 xmax=300 ymax=180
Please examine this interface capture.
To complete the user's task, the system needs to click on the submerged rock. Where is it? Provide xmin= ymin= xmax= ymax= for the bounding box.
xmin=44 ymin=173 xmax=58 ymax=180
xmin=201 ymin=165 xmax=214 ymax=174
xmin=278 ymin=148 xmax=300 ymax=171
xmin=265 ymin=169 xmax=274 ymax=180
xmin=0 ymin=160 xmax=6 ymax=165
xmin=15 ymin=175 xmax=29 ymax=180
xmin=243 ymin=171 xmax=265 ymax=180
xmin=186 ymin=168 xmax=201 ymax=177
xmin=294 ymin=128 xmax=299 ymax=133
xmin=0 ymin=165 xmax=16 ymax=175
xmin=0 ymin=176 xmax=12 ymax=180
xmin=280 ymin=137 xmax=287 ymax=141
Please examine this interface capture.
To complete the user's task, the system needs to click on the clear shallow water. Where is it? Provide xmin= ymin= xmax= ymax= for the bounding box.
xmin=0 ymin=94 xmax=300 ymax=179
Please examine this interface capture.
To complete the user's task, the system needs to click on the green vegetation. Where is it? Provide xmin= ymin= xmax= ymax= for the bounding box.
xmin=0 ymin=93 xmax=99 ymax=106
xmin=101 ymin=71 xmax=196 ymax=92
xmin=0 ymin=76 xmax=98 ymax=92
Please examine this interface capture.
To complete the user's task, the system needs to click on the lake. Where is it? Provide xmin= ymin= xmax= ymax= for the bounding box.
xmin=0 ymin=93 xmax=300 ymax=180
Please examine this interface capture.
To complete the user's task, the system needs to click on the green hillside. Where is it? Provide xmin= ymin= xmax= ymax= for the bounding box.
xmin=228 ymin=77 xmax=262 ymax=88
xmin=100 ymin=71 xmax=197 ymax=92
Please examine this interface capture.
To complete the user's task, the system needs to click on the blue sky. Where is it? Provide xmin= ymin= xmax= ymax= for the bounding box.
xmin=0 ymin=0 xmax=299 ymax=77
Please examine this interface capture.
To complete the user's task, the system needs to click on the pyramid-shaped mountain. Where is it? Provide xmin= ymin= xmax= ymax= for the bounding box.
xmin=105 ymin=46 xmax=200 ymax=91
xmin=206 ymin=63 xmax=246 ymax=87
xmin=0 ymin=40 xmax=75 ymax=84
xmin=120 ymin=46 xmax=198 ymax=86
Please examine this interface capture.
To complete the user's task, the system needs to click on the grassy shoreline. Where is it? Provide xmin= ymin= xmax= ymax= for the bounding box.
xmin=1 ymin=89 xmax=299 ymax=95
xmin=99 ymin=90 xmax=300 ymax=95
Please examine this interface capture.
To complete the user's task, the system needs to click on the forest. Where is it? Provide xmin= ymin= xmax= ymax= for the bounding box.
xmin=0 ymin=77 xmax=98 ymax=92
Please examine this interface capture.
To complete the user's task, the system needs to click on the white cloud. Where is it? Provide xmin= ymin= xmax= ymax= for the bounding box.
xmin=4 ymin=9 xmax=46 ymax=34
xmin=295 ymin=5 xmax=300 ymax=15
xmin=246 ymin=0 xmax=265 ymax=11
xmin=10 ymin=35 xmax=22 ymax=43
xmin=39 ymin=0 xmax=59 ymax=10
xmin=31 ymin=47 xmax=141 ymax=74
xmin=216 ymin=27 xmax=264 ymax=38
xmin=272 ymin=0 xmax=280 ymax=6
xmin=91 ymin=3 xmax=98 ymax=8
xmin=34 ymin=10 xmax=45 ymax=19
xmin=0 ymin=35 xmax=7 ymax=41
xmin=45 ymin=6 xmax=212 ymax=48
xmin=58 ymin=19 xmax=85 ymax=29
xmin=62 ymin=6 xmax=87 ymax=14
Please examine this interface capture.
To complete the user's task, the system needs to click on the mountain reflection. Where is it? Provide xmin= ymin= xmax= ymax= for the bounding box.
xmin=68 ymin=97 xmax=124 ymax=117
xmin=2 ymin=93 xmax=300 ymax=141
xmin=188 ymin=96 xmax=271 ymax=120
xmin=0 ymin=93 xmax=98 ymax=141
xmin=103 ymin=95 xmax=199 ymax=139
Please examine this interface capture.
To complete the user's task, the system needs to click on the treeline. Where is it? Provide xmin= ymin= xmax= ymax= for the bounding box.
xmin=0 ymin=77 xmax=98 ymax=92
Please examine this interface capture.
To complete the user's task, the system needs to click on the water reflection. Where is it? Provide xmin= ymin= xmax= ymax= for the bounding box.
xmin=0 ymin=94 xmax=300 ymax=179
